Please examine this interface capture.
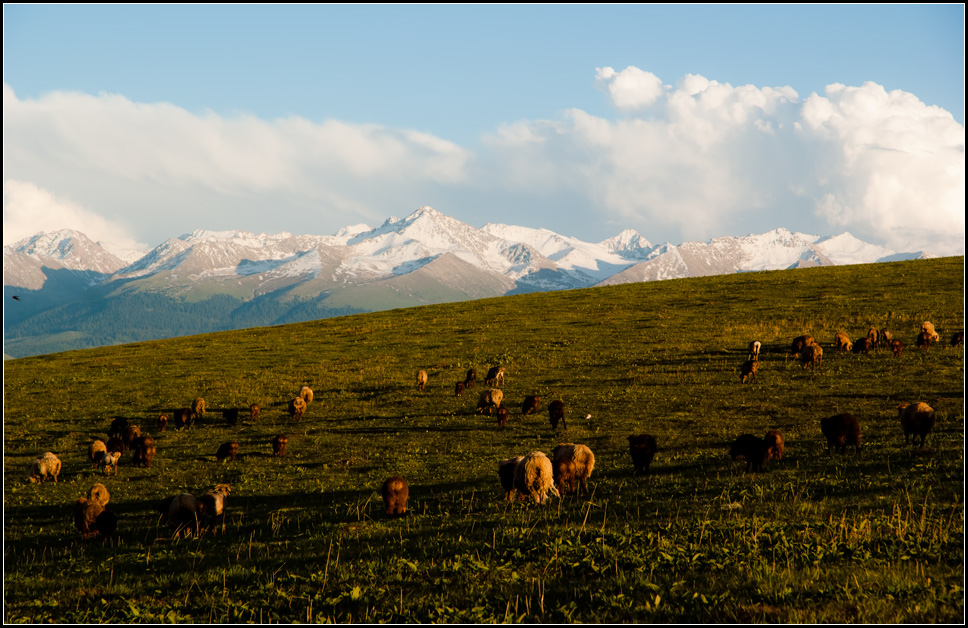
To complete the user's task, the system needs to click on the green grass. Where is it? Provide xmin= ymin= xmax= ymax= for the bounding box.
xmin=3 ymin=257 xmax=964 ymax=623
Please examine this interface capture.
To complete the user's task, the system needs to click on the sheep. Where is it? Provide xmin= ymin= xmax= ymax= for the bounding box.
xmin=300 ymin=386 xmax=314 ymax=405
xmin=880 ymin=329 xmax=893 ymax=348
xmin=485 ymin=366 xmax=506 ymax=387
xmin=272 ymin=434 xmax=289 ymax=457
xmin=729 ymin=434 xmax=771 ymax=472
xmin=747 ymin=340 xmax=761 ymax=362
xmin=464 ymin=368 xmax=477 ymax=389
xmin=834 ymin=332 xmax=853 ymax=353
xmin=215 ymin=441 xmax=239 ymax=463
xmin=628 ymin=434 xmax=658 ymax=475
xmin=890 ymin=339 xmax=904 ymax=357
xmin=764 ymin=430 xmax=785 ymax=461
xmin=164 ymin=493 xmax=202 ymax=537
xmin=88 ymin=440 xmax=107 ymax=468
xmin=552 ymin=443 xmax=596 ymax=494
xmin=867 ymin=327 xmax=880 ymax=348
xmin=173 ymin=407 xmax=194 ymax=429
xmin=288 ymin=397 xmax=307 ymax=421
xmin=897 ymin=402 xmax=936 ymax=447
xmin=791 ymin=335 xmax=815 ymax=356
xmin=107 ymin=417 xmax=129 ymax=440
xmin=498 ymin=456 xmax=524 ymax=501
xmin=521 ymin=395 xmax=541 ymax=416
xmin=87 ymin=483 xmax=110 ymax=507
xmin=852 ymin=337 xmax=873 ymax=355
xmin=131 ymin=436 xmax=156 ymax=468
xmin=952 ymin=331 xmax=965 ymax=347
xmin=554 ymin=458 xmax=577 ymax=495
xmin=94 ymin=510 xmax=118 ymax=539
xmin=740 ymin=359 xmax=758 ymax=384
xmin=381 ymin=476 xmax=409 ymax=517
xmin=28 ymin=452 xmax=61 ymax=483
xmin=513 ymin=451 xmax=560 ymax=505
xmin=105 ymin=437 xmax=125 ymax=454
xmin=197 ymin=484 xmax=231 ymax=532
xmin=157 ymin=415 xmax=169 ymax=432
xmin=191 ymin=397 xmax=206 ymax=421
xmin=416 ymin=370 xmax=428 ymax=392
xmin=548 ymin=400 xmax=566 ymax=431
xmin=921 ymin=321 xmax=940 ymax=343
xmin=122 ymin=425 xmax=142 ymax=449
xmin=73 ymin=497 xmax=104 ymax=540
xmin=96 ymin=450 xmax=121 ymax=475
xmin=916 ymin=331 xmax=932 ymax=350
xmin=820 ymin=413 xmax=862 ymax=455
xmin=455 ymin=381 xmax=465 ymax=397
xmin=250 ymin=403 xmax=261 ymax=421
xmin=496 ymin=406 xmax=509 ymax=428
xmin=223 ymin=408 xmax=240 ymax=427
xmin=800 ymin=343 xmax=823 ymax=369
xmin=477 ymin=388 xmax=503 ymax=414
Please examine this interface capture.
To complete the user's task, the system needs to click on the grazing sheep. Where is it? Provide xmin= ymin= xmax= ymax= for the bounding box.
xmin=28 ymin=452 xmax=61 ymax=483
xmin=464 ymin=368 xmax=477 ymax=389
xmin=729 ymin=434 xmax=771 ymax=472
xmin=747 ymin=340 xmax=761 ymax=362
xmin=164 ymin=493 xmax=202 ymax=537
xmin=107 ymin=417 xmax=129 ymax=439
xmin=951 ymin=331 xmax=965 ymax=347
xmin=628 ymin=434 xmax=658 ymax=475
xmin=416 ymin=370 xmax=428 ymax=392
xmin=288 ymin=397 xmax=307 ymax=421
xmin=94 ymin=510 xmax=118 ymax=539
xmin=521 ymin=395 xmax=541 ymax=416
xmin=455 ymin=381 xmax=465 ymax=397
xmin=191 ymin=397 xmax=206 ymax=420
xmin=73 ymin=497 xmax=104 ymax=540
xmin=197 ymin=484 xmax=231 ymax=531
xmin=496 ymin=406 xmax=509 ymax=428
xmin=764 ymin=430 xmax=785 ymax=461
xmin=834 ymin=332 xmax=853 ymax=353
xmin=552 ymin=443 xmax=596 ymax=494
xmin=223 ymin=408 xmax=240 ymax=427
xmin=157 ymin=415 xmax=168 ymax=432
xmin=105 ymin=437 xmax=125 ymax=454
xmin=96 ymin=450 xmax=121 ymax=475
xmin=215 ymin=441 xmax=239 ymax=463
xmin=381 ymin=476 xmax=409 ymax=517
xmin=87 ymin=483 xmax=110 ymax=507
xmin=852 ymin=337 xmax=873 ymax=355
xmin=173 ymin=407 xmax=194 ymax=429
xmin=791 ymin=335 xmax=815 ymax=356
xmin=867 ymin=327 xmax=880 ymax=348
xmin=122 ymin=425 xmax=142 ymax=449
xmin=548 ymin=400 xmax=566 ymax=431
xmin=131 ymin=436 xmax=156 ymax=468
xmin=88 ymin=440 xmax=107 ymax=468
xmin=485 ymin=366 xmax=506 ymax=387
xmin=498 ymin=456 xmax=524 ymax=500
xmin=272 ymin=434 xmax=289 ymax=457
xmin=740 ymin=359 xmax=758 ymax=384
xmin=921 ymin=321 xmax=940 ymax=343
xmin=477 ymin=388 xmax=503 ymax=414
xmin=800 ymin=343 xmax=823 ymax=369
xmin=897 ymin=402 xmax=936 ymax=447
xmin=820 ymin=413 xmax=862 ymax=454
xmin=250 ymin=403 xmax=261 ymax=421
xmin=880 ymin=329 xmax=893 ymax=348
xmin=890 ymin=339 xmax=904 ymax=357
xmin=554 ymin=458 xmax=577 ymax=495
xmin=916 ymin=331 xmax=932 ymax=350
xmin=300 ymin=386 xmax=314 ymax=405
xmin=513 ymin=451 xmax=560 ymax=505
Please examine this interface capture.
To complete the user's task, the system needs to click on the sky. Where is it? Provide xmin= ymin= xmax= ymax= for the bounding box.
xmin=3 ymin=5 xmax=965 ymax=256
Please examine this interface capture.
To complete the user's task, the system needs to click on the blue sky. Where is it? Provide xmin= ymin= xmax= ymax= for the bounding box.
xmin=3 ymin=5 xmax=965 ymax=255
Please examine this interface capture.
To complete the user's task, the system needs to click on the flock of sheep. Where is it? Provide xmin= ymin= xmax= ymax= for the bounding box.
xmin=24 ymin=319 xmax=958 ymax=538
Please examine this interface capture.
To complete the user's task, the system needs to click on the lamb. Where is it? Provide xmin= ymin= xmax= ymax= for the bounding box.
xmin=216 ymin=441 xmax=239 ymax=463
xmin=512 ymin=451 xmax=560 ymax=505
xmin=191 ymin=397 xmax=206 ymax=421
xmin=173 ymin=407 xmax=194 ymax=429
xmin=485 ymin=366 xmax=505 ymax=387
xmin=96 ymin=450 xmax=121 ymax=475
xmin=820 ymin=413 xmax=862 ymax=454
xmin=250 ymin=403 xmax=261 ymax=421
xmin=521 ymin=395 xmax=541 ymax=416
xmin=88 ymin=440 xmax=107 ymax=468
xmin=740 ymin=359 xmax=758 ymax=384
xmin=455 ymin=381 xmax=465 ymax=397
xmin=548 ymin=400 xmax=566 ymax=431
xmin=157 ymin=415 xmax=168 ymax=432
xmin=272 ymin=434 xmax=289 ymax=457
xmin=496 ymin=406 xmax=509 ymax=428
xmin=28 ymin=452 xmax=61 ymax=483
xmin=916 ymin=331 xmax=932 ymax=350
xmin=890 ymin=339 xmax=904 ymax=357
xmin=223 ymin=408 xmax=240 ymax=427
xmin=952 ymin=331 xmax=965 ymax=347
xmin=87 ymin=482 xmax=110 ymax=507
xmin=800 ymin=343 xmax=823 ymax=369
xmin=131 ymin=436 xmax=156 ymax=468
xmin=747 ymin=340 xmax=761 ymax=362
xmin=763 ymin=430 xmax=785 ymax=461
xmin=300 ymin=386 xmax=314 ymax=405
xmin=852 ymin=337 xmax=873 ymax=355
xmin=897 ymin=402 xmax=936 ymax=447
xmin=381 ymin=476 xmax=409 ymax=517
xmin=729 ymin=434 xmax=771 ymax=472
xmin=464 ymin=368 xmax=477 ymax=389
xmin=552 ymin=443 xmax=595 ymax=494
xmin=791 ymin=335 xmax=815 ymax=356
xmin=921 ymin=321 xmax=940 ymax=343
xmin=288 ymin=397 xmax=307 ymax=421
xmin=197 ymin=484 xmax=231 ymax=532
xmin=498 ymin=456 xmax=524 ymax=500
xmin=627 ymin=434 xmax=658 ymax=475
xmin=416 ymin=370 xmax=428 ymax=392
xmin=477 ymin=388 xmax=503 ymax=414
xmin=834 ymin=332 xmax=853 ymax=353
xmin=73 ymin=497 xmax=104 ymax=540
xmin=163 ymin=493 xmax=202 ymax=537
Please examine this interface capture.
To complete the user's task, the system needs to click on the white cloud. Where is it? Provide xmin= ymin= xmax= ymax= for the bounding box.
xmin=595 ymin=66 xmax=665 ymax=110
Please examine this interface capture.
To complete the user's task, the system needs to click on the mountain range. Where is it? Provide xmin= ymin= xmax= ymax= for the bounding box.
xmin=3 ymin=206 xmax=932 ymax=358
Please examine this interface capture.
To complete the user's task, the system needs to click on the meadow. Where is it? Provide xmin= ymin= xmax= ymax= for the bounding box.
xmin=3 ymin=256 xmax=964 ymax=623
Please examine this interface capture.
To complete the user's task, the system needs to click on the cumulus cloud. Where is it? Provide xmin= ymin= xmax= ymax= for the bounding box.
xmin=595 ymin=66 xmax=665 ymax=110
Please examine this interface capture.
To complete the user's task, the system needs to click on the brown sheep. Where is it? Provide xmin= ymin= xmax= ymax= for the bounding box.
xmin=628 ymin=434 xmax=658 ymax=475
xmin=131 ymin=436 xmax=156 ymax=468
xmin=552 ymin=443 xmax=595 ymax=494
xmin=250 ymin=403 xmax=261 ymax=421
xmin=554 ymin=458 xmax=577 ymax=495
xmin=122 ymin=425 xmax=142 ymax=449
xmin=747 ymin=340 xmax=761 ymax=362
xmin=164 ymin=493 xmax=202 ymax=537
xmin=381 ymin=476 xmax=409 ymax=517
xmin=455 ymin=381 xmax=465 ymax=397
xmin=764 ymin=430 xmax=785 ymax=461
xmin=513 ymin=451 xmax=560 ymax=504
xmin=191 ymin=397 xmax=206 ymax=421
xmin=88 ymin=440 xmax=107 ymax=468
xmin=820 ymin=413 xmax=862 ymax=454
xmin=791 ymin=335 xmax=815 ymax=356
xmin=897 ymin=402 xmax=936 ymax=447
xmin=867 ymin=327 xmax=880 ymax=348
xmin=890 ymin=339 xmax=904 ymax=357
xmin=87 ymin=483 xmax=110 ymax=507
xmin=300 ymin=386 xmax=314 ymax=405
xmin=548 ymin=400 xmax=566 ymax=431
xmin=157 ymin=415 xmax=168 ymax=432
xmin=485 ymin=366 xmax=505 ymax=387
xmin=105 ymin=437 xmax=124 ymax=454
xmin=729 ymin=434 xmax=771 ymax=472
xmin=272 ymin=434 xmax=289 ymax=457
xmin=921 ymin=321 xmax=940 ymax=343
xmin=852 ymin=337 xmax=873 ymax=355
xmin=740 ymin=359 xmax=758 ymax=384
xmin=800 ymin=343 xmax=823 ymax=369
xmin=96 ymin=450 xmax=121 ymax=475
xmin=464 ymin=368 xmax=477 ymax=389
xmin=416 ymin=370 xmax=428 ymax=392
xmin=197 ymin=484 xmax=231 ymax=532
xmin=216 ymin=442 xmax=239 ymax=462
xmin=834 ymin=332 xmax=853 ymax=353
xmin=477 ymin=388 xmax=503 ymax=414
xmin=951 ymin=331 xmax=965 ymax=347
xmin=173 ymin=407 xmax=194 ymax=429
xmin=916 ymin=330 xmax=932 ymax=350
xmin=74 ymin=497 xmax=104 ymax=540
xmin=107 ymin=417 xmax=129 ymax=440
xmin=496 ymin=406 xmax=509 ymax=428
xmin=498 ymin=456 xmax=524 ymax=500
xmin=521 ymin=395 xmax=541 ymax=416
xmin=288 ymin=397 xmax=307 ymax=421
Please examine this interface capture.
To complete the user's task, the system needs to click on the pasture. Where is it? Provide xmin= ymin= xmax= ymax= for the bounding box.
xmin=3 ymin=256 xmax=964 ymax=623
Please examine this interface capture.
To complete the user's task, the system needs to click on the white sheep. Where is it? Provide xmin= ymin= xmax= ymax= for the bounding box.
xmin=747 ymin=340 xmax=761 ymax=362
xmin=477 ymin=388 xmax=503 ymax=414
xmin=552 ymin=443 xmax=596 ymax=494
xmin=28 ymin=452 xmax=61 ymax=483
xmin=300 ymin=386 xmax=314 ymax=405
xmin=513 ymin=451 xmax=560 ymax=505
xmin=95 ymin=450 xmax=121 ymax=475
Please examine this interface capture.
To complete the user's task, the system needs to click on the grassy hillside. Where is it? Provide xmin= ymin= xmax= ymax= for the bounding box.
xmin=3 ymin=256 xmax=964 ymax=623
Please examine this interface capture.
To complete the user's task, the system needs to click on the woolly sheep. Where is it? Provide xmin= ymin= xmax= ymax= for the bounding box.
xmin=477 ymin=388 xmax=503 ymax=414
xmin=521 ymin=395 xmax=541 ymax=416
xmin=300 ymin=386 xmax=314 ymax=405
xmin=852 ymin=337 xmax=873 ymax=355
xmin=164 ymin=493 xmax=202 ymax=537
xmin=216 ymin=441 xmax=239 ymax=463
xmin=548 ymin=400 xmax=566 ymax=431
xmin=223 ymin=408 xmax=240 ymax=427
xmin=952 ymin=331 xmax=965 ymax=347
xmin=272 ymin=434 xmax=289 ymax=457
xmin=800 ymin=343 xmax=823 ymax=369
xmin=897 ymin=402 xmax=936 ymax=447
xmin=131 ymin=436 xmax=156 ymax=468
xmin=173 ymin=407 xmax=194 ymax=429
xmin=197 ymin=484 xmax=231 ymax=532
xmin=729 ymin=434 xmax=771 ymax=472
xmin=764 ymin=430 xmax=785 ymax=461
xmin=628 ymin=434 xmax=658 ymax=475
xmin=157 ymin=415 xmax=169 ymax=432
xmin=29 ymin=452 xmax=61 ymax=483
xmin=381 ymin=476 xmax=409 ymax=517
xmin=921 ymin=321 xmax=940 ymax=343
xmin=288 ymin=397 xmax=307 ymax=421
xmin=191 ymin=397 xmax=206 ymax=420
xmin=867 ymin=327 xmax=880 ymax=347
xmin=791 ymin=335 xmax=815 ymax=356
xmin=485 ymin=366 xmax=505 ymax=387
xmin=250 ymin=403 xmax=261 ymax=421
xmin=552 ymin=443 xmax=596 ymax=494
xmin=96 ymin=450 xmax=121 ymax=475
xmin=87 ymin=483 xmax=110 ymax=507
xmin=513 ymin=451 xmax=560 ymax=505
xmin=916 ymin=331 xmax=932 ymax=350
xmin=747 ymin=340 xmax=761 ymax=362
xmin=498 ymin=456 xmax=524 ymax=500
xmin=554 ymin=458 xmax=577 ymax=495
xmin=834 ymin=332 xmax=853 ymax=353
xmin=455 ymin=381 xmax=465 ymax=397
xmin=496 ymin=406 xmax=509 ymax=428
xmin=74 ymin=497 xmax=104 ymax=540
xmin=740 ymin=359 xmax=758 ymax=384
xmin=107 ymin=417 xmax=129 ymax=440
xmin=89 ymin=440 xmax=107 ymax=468
xmin=122 ymin=425 xmax=142 ymax=449
xmin=820 ymin=413 xmax=862 ymax=455
xmin=416 ymin=370 xmax=428 ymax=392
xmin=890 ymin=339 xmax=904 ymax=356
xmin=880 ymin=329 xmax=893 ymax=347
xmin=464 ymin=368 xmax=477 ymax=389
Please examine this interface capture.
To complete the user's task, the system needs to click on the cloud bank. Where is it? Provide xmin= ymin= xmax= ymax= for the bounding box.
xmin=3 ymin=68 xmax=964 ymax=256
